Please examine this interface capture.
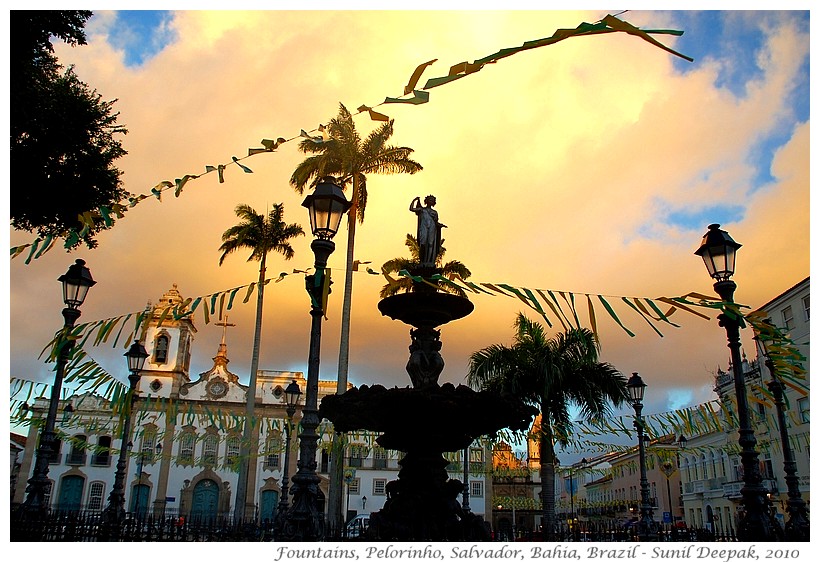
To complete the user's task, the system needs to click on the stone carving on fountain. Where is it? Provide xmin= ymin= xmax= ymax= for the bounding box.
xmin=319 ymin=196 xmax=537 ymax=541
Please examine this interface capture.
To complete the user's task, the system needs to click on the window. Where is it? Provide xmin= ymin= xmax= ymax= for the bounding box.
xmin=797 ymin=397 xmax=809 ymax=423
xmin=264 ymin=434 xmax=282 ymax=470
xmin=266 ymin=451 xmax=281 ymax=470
xmin=469 ymin=447 xmax=484 ymax=472
xmin=802 ymin=295 xmax=809 ymax=320
xmin=225 ymin=435 xmax=241 ymax=469
xmin=349 ymin=444 xmax=366 ymax=468
xmin=373 ymin=447 xmax=388 ymax=469
xmin=782 ymin=306 xmax=795 ymax=331
xmin=88 ymin=481 xmax=105 ymax=511
xmin=731 ymin=457 xmax=742 ymax=481
xmin=178 ymin=432 xmax=196 ymax=466
xmin=469 ymin=447 xmax=484 ymax=463
xmin=470 ymin=481 xmax=483 ymax=497
xmin=756 ymin=402 xmax=766 ymax=420
xmin=68 ymin=435 xmax=87 ymax=465
xmin=92 ymin=436 xmax=111 ymax=467
xmin=320 ymin=450 xmax=330 ymax=473
xmin=445 ymin=451 xmax=461 ymax=472
xmin=373 ymin=479 xmax=387 ymax=496
xmin=349 ymin=478 xmax=360 ymax=495
xmin=154 ymin=334 xmax=170 ymax=364
xmin=760 ymin=452 xmax=774 ymax=479
xmin=202 ymin=434 xmax=219 ymax=466
xmin=141 ymin=433 xmax=158 ymax=464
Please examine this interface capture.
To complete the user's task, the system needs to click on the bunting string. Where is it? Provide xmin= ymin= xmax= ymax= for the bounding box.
xmin=10 ymin=14 xmax=691 ymax=262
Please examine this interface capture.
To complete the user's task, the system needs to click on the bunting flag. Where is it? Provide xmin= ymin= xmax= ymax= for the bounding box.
xmin=10 ymin=14 xmax=691 ymax=262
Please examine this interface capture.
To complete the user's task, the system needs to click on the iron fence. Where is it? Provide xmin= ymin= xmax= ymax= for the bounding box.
xmin=10 ymin=508 xmax=737 ymax=542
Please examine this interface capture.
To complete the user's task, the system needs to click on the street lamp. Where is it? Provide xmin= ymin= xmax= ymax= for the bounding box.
xmin=627 ymin=372 xmax=653 ymax=540
xmin=660 ymin=459 xmax=676 ymax=527
xmin=276 ymin=379 xmax=302 ymax=522
xmin=695 ymin=223 xmax=779 ymax=541
xmin=22 ymin=259 xmax=96 ymax=514
xmin=133 ymin=442 xmax=161 ymax=521
xmin=754 ymin=324 xmax=809 ymax=541
xmin=102 ymin=341 xmax=149 ymax=535
xmin=276 ymin=177 xmax=350 ymax=541
xmin=462 ymin=444 xmax=471 ymax=513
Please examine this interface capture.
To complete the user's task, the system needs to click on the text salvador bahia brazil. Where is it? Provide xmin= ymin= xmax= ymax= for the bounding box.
xmin=273 ymin=544 xmax=777 ymax=562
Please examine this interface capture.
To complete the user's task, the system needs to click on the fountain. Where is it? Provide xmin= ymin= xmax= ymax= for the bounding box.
xmin=320 ymin=196 xmax=536 ymax=541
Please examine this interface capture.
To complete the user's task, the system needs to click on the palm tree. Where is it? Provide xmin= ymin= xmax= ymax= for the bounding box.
xmin=466 ymin=313 xmax=629 ymax=539
xmin=380 ymin=233 xmax=472 ymax=298
xmin=290 ymin=103 xmax=422 ymax=534
xmin=218 ymin=203 xmax=304 ymax=521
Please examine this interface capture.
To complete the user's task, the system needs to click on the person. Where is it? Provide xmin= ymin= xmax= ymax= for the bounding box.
xmin=409 ymin=195 xmax=446 ymax=267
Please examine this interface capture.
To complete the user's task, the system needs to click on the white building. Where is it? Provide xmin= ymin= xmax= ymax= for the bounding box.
xmin=12 ymin=285 xmax=491 ymax=523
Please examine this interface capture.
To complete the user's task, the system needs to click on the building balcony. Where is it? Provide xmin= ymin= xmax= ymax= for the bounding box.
xmin=684 ymin=476 xmax=727 ymax=495
xmin=66 ymin=453 xmax=86 ymax=466
xmin=722 ymin=479 xmax=778 ymax=499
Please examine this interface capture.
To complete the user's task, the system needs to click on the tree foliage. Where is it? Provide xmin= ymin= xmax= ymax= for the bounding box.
xmin=10 ymin=10 xmax=129 ymax=249
xmin=467 ymin=314 xmax=629 ymax=537
xmin=289 ymin=102 xmax=423 ymax=530
xmin=218 ymin=202 xmax=304 ymax=518
xmin=380 ymin=233 xmax=472 ymax=298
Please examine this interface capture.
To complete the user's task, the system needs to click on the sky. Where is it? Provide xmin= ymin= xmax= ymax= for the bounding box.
xmin=5 ymin=8 xmax=812 ymax=460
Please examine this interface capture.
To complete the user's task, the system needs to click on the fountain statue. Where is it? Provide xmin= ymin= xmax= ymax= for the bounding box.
xmin=320 ymin=196 xmax=536 ymax=541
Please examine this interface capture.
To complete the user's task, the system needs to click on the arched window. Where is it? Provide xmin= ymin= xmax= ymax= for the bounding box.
xmin=141 ymin=432 xmax=158 ymax=464
xmin=178 ymin=431 xmax=196 ymax=466
xmin=154 ymin=334 xmax=170 ymax=364
xmin=88 ymin=481 xmax=105 ymax=511
xmin=52 ymin=438 xmax=63 ymax=465
xmin=225 ymin=435 xmax=241 ymax=469
xmin=68 ymin=435 xmax=87 ymax=465
xmin=92 ymin=436 xmax=112 ymax=466
xmin=264 ymin=433 xmax=282 ymax=470
xmin=202 ymin=434 xmax=219 ymax=466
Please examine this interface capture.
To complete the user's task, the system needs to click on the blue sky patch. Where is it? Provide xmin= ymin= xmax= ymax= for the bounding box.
xmin=664 ymin=10 xmax=809 ymax=107
xmin=666 ymin=204 xmax=745 ymax=231
xmin=109 ymin=11 xmax=175 ymax=67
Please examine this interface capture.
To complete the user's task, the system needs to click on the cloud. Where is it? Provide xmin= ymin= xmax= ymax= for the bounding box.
xmin=11 ymin=11 xmax=809 ymax=426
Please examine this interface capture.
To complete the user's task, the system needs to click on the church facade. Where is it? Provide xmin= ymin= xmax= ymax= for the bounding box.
xmin=12 ymin=285 xmax=492 ymax=524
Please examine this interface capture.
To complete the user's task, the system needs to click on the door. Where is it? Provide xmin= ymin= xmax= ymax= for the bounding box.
xmin=259 ymin=489 xmax=279 ymax=524
xmin=130 ymin=483 xmax=150 ymax=517
xmin=57 ymin=475 xmax=84 ymax=512
xmin=190 ymin=479 xmax=219 ymax=522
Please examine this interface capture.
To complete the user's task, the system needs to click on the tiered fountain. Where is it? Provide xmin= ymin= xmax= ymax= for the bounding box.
xmin=320 ymin=196 xmax=536 ymax=541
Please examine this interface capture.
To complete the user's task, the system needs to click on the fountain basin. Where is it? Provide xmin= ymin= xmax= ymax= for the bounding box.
xmin=378 ymin=292 xmax=474 ymax=328
xmin=320 ymin=383 xmax=537 ymax=452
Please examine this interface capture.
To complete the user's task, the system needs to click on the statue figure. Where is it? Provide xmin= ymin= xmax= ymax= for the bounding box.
xmin=410 ymin=195 xmax=446 ymax=267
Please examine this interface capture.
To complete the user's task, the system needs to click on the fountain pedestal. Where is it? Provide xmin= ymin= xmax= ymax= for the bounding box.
xmin=320 ymin=273 xmax=536 ymax=540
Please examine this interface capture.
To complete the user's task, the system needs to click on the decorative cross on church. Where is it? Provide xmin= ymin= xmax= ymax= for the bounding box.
xmin=215 ymin=316 xmax=236 ymax=347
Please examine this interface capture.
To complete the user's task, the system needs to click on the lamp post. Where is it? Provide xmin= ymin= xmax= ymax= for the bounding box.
xmin=660 ymin=461 xmax=675 ymax=526
xmin=754 ymin=325 xmax=809 ymax=541
xmin=276 ymin=379 xmax=302 ymax=522
xmin=627 ymin=372 xmax=653 ymax=540
xmin=133 ymin=442 xmax=161 ymax=522
xmin=577 ymin=457 xmax=587 ymax=522
xmin=569 ymin=464 xmax=575 ymax=525
xmin=695 ymin=223 xmax=779 ymax=541
xmin=101 ymin=341 xmax=149 ymax=535
xmin=22 ymin=259 xmax=96 ymax=514
xmin=462 ymin=444 xmax=471 ymax=512
xmin=276 ymin=176 xmax=350 ymax=541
